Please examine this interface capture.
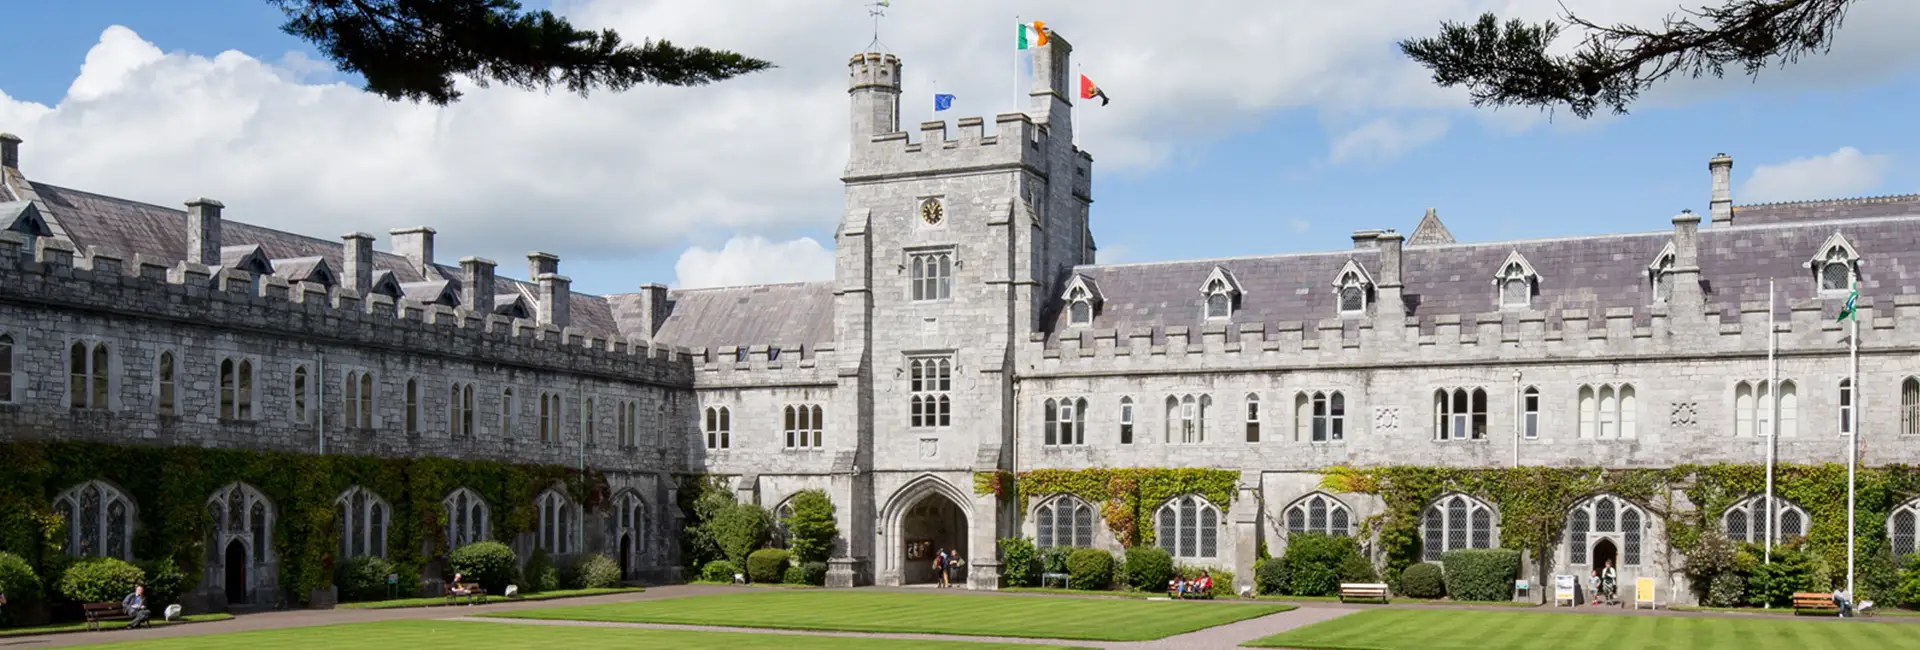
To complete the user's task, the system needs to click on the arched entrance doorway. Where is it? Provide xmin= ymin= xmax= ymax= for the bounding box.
xmin=619 ymin=534 xmax=634 ymax=581
xmin=224 ymin=540 xmax=248 ymax=605
xmin=1591 ymin=538 xmax=1618 ymax=603
xmin=901 ymin=493 xmax=967 ymax=585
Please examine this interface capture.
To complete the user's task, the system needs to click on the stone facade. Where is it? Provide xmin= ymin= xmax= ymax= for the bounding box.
xmin=5 ymin=30 xmax=1920 ymax=608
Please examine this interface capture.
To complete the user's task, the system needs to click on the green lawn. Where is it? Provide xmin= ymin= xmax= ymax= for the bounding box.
xmin=77 ymin=619 xmax=1077 ymax=649
xmin=0 ymin=613 xmax=232 ymax=637
xmin=487 ymin=590 xmax=1293 ymax=641
xmin=1244 ymin=609 xmax=1920 ymax=649
xmin=335 ymin=587 xmax=644 ymax=609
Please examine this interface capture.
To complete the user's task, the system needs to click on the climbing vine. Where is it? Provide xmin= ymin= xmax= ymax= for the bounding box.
xmin=0 ymin=441 xmax=605 ymax=606
xmin=975 ymin=468 xmax=1238 ymax=547
xmin=1323 ymin=463 xmax=1920 ymax=588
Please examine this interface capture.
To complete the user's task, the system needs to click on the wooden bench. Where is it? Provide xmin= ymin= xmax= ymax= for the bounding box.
xmin=1792 ymin=592 xmax=1839 ymax=615
xmin=81 ymin=602 xmax=129 ymax=631
xmin=444 ymin=582 xmax=488 ymax=605
xmin=1339 ymin=583 xmax=1391 ymax=604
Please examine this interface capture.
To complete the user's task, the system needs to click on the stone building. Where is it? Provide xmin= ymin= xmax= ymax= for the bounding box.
xmin=4 ymin=29 xmax=1920 ymax=607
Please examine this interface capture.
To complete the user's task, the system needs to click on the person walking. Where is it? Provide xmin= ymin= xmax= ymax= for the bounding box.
xmin=933 ymin=549 xmax=950 ymax=588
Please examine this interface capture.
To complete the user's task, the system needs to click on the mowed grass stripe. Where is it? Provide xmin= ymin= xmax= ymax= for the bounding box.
xmin=486 ymin=590 xmax=1293 ymax=641
xmin=79 ymin=619 xmax=1083 ymax=650
xmin=1244 ymin=609 xmax=1920 ymax=650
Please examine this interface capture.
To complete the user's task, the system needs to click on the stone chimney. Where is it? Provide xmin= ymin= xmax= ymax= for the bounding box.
xmin=390 ymin=227 xmax=435 ymax=276
xmin=538 ymin=272 xmax=571 ymax=329
xmin=460 ymin=256 xmax=496 ymax=313
xmin=0 ymin=133 xmax=20 ymax=170
xmin=527 ymin=251 xmax=559 ymax=280
xmin=636 ymin=283 xmax=672 ymax=339
xmin=185 ymin=198 xmax=224 ymax=267
xmin=1351 ymin=229 xmax=1383 ymax=249
xmin=1669 ymin=210 xmax=1705 ymax=312
xmin=342 ymin=232 xmax=374 ymax=294
xmin=1375 ymin=230 xmax=1405 ymax=316
xmin=1709 ymin=153 xmax=1733 ymax=226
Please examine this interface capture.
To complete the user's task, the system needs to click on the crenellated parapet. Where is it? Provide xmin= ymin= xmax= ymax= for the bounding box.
xmin=844 ymin=113 xmax=1045 ymax=183
xmin=0 ymin=232 xmax=695 ymax=386
xmin=687 ymin=342 xmax=839 ymax=389
xmin=1020 ymin=296 xmax=1919 ymax=375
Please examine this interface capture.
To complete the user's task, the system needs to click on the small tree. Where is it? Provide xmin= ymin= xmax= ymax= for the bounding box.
xmin=784 ymin=490 xmax=839 ymax=564
xmin=710 ymin=502 xmax=773 ymax=568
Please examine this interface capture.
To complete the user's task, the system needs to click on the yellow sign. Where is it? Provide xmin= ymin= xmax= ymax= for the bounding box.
xmin=1635 ymin=577 xmax=1656 ymax=608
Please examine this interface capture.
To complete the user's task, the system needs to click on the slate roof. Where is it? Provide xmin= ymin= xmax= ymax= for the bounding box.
xmin=269 ymin=256 xmax=333 ymax=285
xmin=26 ymin=182 xmax=624 ymax=339
xmin=616 ymin=282 xmax=836 ymax=351
xmin=1053 ymin=207 xmax=1920 ymax=337
xmin=1731 ymin=195 xmax=1920 ymax=226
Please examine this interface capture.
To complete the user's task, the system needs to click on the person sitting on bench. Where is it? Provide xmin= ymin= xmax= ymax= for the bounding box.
xmin=1834 ymin=587 xmax=1854 ymax=617
xmin=121 ymin=585 xmax=151 ymax=629
xmin=1195 ymin=571 xmax=1213 ymax=597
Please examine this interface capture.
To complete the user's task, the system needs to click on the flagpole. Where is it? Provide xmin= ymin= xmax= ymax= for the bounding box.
xmin=1014 ymin=16 xmax=1022 ymax=112
xmin=1764 ymin=279 xmax=1776 ymax=565
xmin=1847 ymin=269 xmax=1859 ymax=598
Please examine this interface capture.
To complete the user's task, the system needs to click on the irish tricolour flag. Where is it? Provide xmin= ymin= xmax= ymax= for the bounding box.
xmin=1017 ymin=21 xmax=1048 ymax=49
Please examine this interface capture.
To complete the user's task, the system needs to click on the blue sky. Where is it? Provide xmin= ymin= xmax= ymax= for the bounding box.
xmin=2 ymin=1 xmax=1917 ymax=296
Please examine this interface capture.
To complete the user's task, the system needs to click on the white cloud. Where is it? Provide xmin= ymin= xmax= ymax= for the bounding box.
xmin=1327 ymin=117 xmax=1448 ymax=165
xmin=1289 ymin=219 xmax=1310 ymax=234
xmin=1096 ymin=243 xmax=1131 ymax=264
xmin=673 ymin=235 xmax=835 ymax=289
xmin=0 ymin=1 xmax=1915 ymax=288
xmin=1740 ymin=147 xmax=1893 ymax=203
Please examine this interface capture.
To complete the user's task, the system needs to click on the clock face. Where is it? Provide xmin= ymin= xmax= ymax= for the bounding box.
xmin=920 ymin=199 xmax=944 ymax=225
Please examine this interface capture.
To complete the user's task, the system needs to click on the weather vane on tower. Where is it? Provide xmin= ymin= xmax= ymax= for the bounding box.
xmin=866 ymin=0 xmax=891 ymax=53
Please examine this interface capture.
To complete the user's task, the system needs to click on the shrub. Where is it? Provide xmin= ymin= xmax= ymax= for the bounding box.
xmin=0 ymin=552 xmax=41 ymax=627
xmin=700 ymin=560 xmax=740 ymax=583
xmin=334 ymin=555 xmax=399 ymax=602
xmin=1040 ymin=546 xmax=1076 ymax=576
xmin=1256 ymin=557 xmax=1289 ymax=595
xmin=1338 ymin=553 xmax=1378 ymax=584
xmin=1398 ymin=562 xmax=1445 ymax=598
xmin=784 ymin=490 xmax=839 ymax=564
xmin=711 ymin=503 xmax=774 ymax=568
xmin=1124 ymin=547 xmax=1174 ymax=592
xmin=524 ymin=548 xmax=559 ymax=594
xmin=58 ymin=557 xmax=146 ymax=605
xmin=448 ymin=541 xmax=518 ymax=594
xmin=747 ymin=549 xmax=792 ymax=584
xmin=136 ymin=557 xmax=187 ymax=608
xmin=997 ymin=538 xmax=1039 ymax=587
xmin=785 ymin=561 xmax=828 ymax=586
xmin=1859 ymin=547 xmax=1901 ymax=607
xmin=1744 ymin=544 xmax=1813 ymax=608
xmin=1440 ymin=549 xmax=1520 ymax=602
xmin=1065 ymin=549 xmax=1113 ymax=590
xmin=1890 ymin=554 xmax=1920 ymax=609
xmin=1706 ymin=572 xmax=1747 ymax=607
xmin=1684 ymin=532 xmax=1739 ymax=602
xmin=574 ymin=554 xmax=623 ymax=589
xmin=1279 ymin=534 xmax=1365 ymax=596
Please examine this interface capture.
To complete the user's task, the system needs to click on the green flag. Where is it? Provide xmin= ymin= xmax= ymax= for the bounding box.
xmin=1837 ymin=285 xmax=1857 ymax=322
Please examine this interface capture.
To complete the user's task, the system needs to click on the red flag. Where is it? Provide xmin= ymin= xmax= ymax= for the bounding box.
xmin=1079 ymin=74 xmax=1109 ymax=106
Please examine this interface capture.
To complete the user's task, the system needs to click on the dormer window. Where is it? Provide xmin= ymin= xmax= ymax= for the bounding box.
xmin=1332 ymin=259 xmax=1374 ymax=317
xmin=1061 ymin=274 xmax=1103 ymax=328
xmin=1493 ymin=251 xmax=1539 ymax=309
xmin=1198 ymin=267 xmax=1242 ymax=321
xmin=1810 ymin=232 xmax=1860 ymax=295
xmin=1647 ymin=243 xmax=1675 ymax=305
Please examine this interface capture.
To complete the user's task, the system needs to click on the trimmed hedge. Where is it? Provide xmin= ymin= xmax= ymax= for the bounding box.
xmin=57 ymin=557 xmax=145 ymax=604
xmin=1440 ymin=549 xmax=1520 ymax=601
xmin=448 ymin=541 xmax=518 ymax=594
xmin=0 ymin=552 xmax=40 ymax=626
xmin=574 ymin=554 xmax=622 ymax=589
xmin=1399 ymin=562 xmax=1445 ymax=598
xmin=997 ymin=538 xmax=1039 ymax=587
xmin=1255 ymin=557 xmax=1287 ymax=595
xmin=747 ymin=549 xmax=792 ymax=584
xmin=700 ymin=560 xmax=740 ymax=583
xmin=1123 ymin=547 xmax=1174 ymax=591
xmin=785 ymin=561 xmax=827 ymax=586
xmin=1065 ymin=548 xmax=1113 ymax=591
xmin=1276 ymin=534 xmax=1367 ymax=597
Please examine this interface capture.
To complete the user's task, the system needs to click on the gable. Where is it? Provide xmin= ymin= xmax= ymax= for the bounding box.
xmin=1408 ymin=208 xmax=1456 ymax=246
xmin=1 ymin=200 xmax=51 ymax=237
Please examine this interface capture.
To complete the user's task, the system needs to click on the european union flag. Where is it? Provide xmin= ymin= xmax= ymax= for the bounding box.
xmin=934 ymin=93 xmax=955 ymax=111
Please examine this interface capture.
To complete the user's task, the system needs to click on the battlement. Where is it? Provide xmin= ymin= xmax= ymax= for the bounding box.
xmin=845 ymin=112 xmax=1044 ymax=182
xmin=0 ymin=232 xmax=696 ymax=386
xmin=1022 ymin=296 xmax=1920 ymax=375
xmin=686 ymin=342 xmax=840 ymax=389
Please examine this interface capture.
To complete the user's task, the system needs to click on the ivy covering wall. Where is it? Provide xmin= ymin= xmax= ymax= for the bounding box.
xmin=1323 ymin=463 xmax=1917 ymax=585
xmin=0 ymin=441 xmax=605 ymax=605
xmin=974 ymin=468 xmax=1240 ymax=546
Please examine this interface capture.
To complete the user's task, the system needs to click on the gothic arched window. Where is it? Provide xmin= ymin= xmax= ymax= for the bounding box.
xmin=55 ymin=481 xmax=135 ymax=560
xmin=1156 ymin=495 xmax=1220 ymax=559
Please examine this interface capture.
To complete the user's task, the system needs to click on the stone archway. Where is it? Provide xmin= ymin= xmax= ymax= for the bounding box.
xmin=879 ymin=475 xmax=973 ymax=587
xmin=224 ymin=540 xmax=248 ymax=605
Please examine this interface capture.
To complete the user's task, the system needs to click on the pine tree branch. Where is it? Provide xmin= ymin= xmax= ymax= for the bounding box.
xmin=270 ymin=0 xmax=774 ymax=105
xmin=1399 ymin=0 xmax=1857 ymax=118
